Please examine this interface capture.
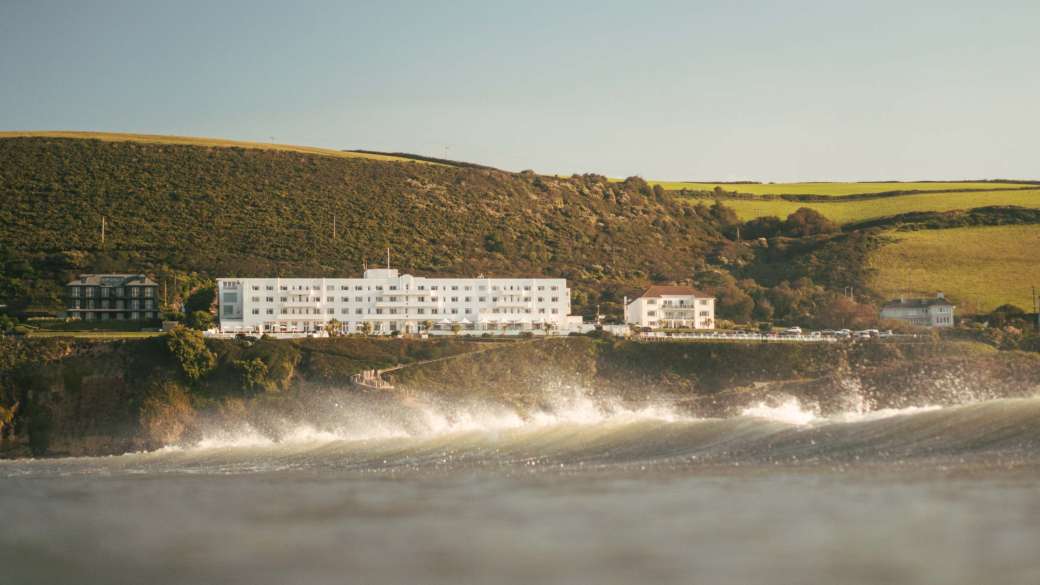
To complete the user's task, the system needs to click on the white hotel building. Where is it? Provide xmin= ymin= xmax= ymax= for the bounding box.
xmin=624 ymin=285 xmax=715 ymax=330
xmin=217 ymin=268 xmax=582 ymax=335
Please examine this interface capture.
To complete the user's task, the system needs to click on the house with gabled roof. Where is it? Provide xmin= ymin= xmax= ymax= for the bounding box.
xmin=624 ymin=284 xmax=715 ymax=329
xmin=880 ymin=292 xmax=955 ymax=327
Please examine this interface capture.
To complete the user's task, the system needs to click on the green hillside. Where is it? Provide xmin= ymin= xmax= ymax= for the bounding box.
xmin=0 ymin=136 xmax=725 ymax=316
xmin=869 ymin=225 xmax=1040 ymax=313
xmin=655 ymin=180 xmax=1036 ymax=197
xmin=685 ymin=188 xmax=1040 ymax=224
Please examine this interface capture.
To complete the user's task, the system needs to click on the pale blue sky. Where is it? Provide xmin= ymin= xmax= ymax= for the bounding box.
xmin=1 ymin=0 xmax=1038 ymax=181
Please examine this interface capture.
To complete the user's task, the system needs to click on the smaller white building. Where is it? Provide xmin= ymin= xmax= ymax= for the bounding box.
xmin=625 ymin=285 xmax=715 ymax=329
xmin=880 ymin=292 xmax=955 ymax=327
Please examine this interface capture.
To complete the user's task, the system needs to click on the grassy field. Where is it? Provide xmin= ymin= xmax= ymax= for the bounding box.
xmin=655 ymin=181 xmax=1034 ymax=196
xmin=686 ymin=188 xmax=1040 ymax=223
xmin=869 ymin=225 xmax=1040 ymax=314
xmin=0 ymin=131 xmax=432 ymax=164
xmin=23 ymin=330 xmax=164 ymax=339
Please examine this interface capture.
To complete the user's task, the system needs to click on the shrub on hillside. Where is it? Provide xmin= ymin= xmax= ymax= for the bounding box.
xmin=166 ymin=326 xmax=215 ymax=382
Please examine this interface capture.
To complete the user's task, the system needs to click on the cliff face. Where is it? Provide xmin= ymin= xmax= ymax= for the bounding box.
xmin=394 ymin=338 xmax=1040 ymax=417
xmin=2 ymin=336 xmax=1038 ymax=458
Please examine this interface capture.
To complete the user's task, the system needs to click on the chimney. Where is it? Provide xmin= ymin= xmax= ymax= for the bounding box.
xmin=936 ymin=292 xmax=945 ymax=299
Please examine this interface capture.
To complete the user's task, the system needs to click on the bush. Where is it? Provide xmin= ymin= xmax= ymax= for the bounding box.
xmin=166 ymin=326 xmax=216 ymax=382
xmin=186 ymin=310 xmax=214 ymax=331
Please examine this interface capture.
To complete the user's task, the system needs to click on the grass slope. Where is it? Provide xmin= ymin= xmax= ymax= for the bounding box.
xmin=869 ymin=225 xmax=1040 ymax=313
xmin=0 ymin=136 xmax=722 ymax=314
xmin=658 ymin=181 xmax=1035 ymax=197
xmin=0 ymin=131 xmax=429 ymax=164
xmin=687 ymin=189 xmax=1040 ymax=224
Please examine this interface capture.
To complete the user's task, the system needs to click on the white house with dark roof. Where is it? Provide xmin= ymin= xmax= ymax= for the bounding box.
xmin=624 ymin=285 xmax=715 ymax=329
xmin=880 ymin=292 xmax=956 ymax=327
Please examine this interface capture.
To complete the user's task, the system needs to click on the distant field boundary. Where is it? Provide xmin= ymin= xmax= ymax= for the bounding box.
xmin=0 ymin=131 xmax=431 ymax=164
xmin=677 ymin=185 xmax=1040 ymax=202
xmin=842 ymin=206 xmax=1040 ymax=232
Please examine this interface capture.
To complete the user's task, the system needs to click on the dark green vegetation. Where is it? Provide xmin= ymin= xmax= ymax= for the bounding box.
xmin=2 ymin=135 xmax=1038 ymax=328
xmin=0 ymin=137 xmax=727 ymax=318
xmin=4 ymin=335 xmax=1038 ymax=458
xmin=0 ymin=333 xmax=481 ymax=457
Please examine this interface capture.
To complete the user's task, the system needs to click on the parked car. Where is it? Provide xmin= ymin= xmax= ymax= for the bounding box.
xmin=783 ymin=327 xmax=803 ymax=335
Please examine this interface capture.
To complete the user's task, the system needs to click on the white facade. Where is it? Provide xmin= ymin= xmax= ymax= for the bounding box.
xmin=625 ymin=285 xmax=715 ymax=329
xmin=217 ymin=269 xmax=581 ymax=335
xmin=880 ymin=293 xmax=955 ymax=328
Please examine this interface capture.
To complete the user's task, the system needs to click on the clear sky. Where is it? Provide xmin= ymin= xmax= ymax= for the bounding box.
xmin=1 ymin=0 xmax=1038 ymax=181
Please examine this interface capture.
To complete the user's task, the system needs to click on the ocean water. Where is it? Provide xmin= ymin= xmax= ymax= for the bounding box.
xmin=2 ymin=393 xmax=1040 ymax=585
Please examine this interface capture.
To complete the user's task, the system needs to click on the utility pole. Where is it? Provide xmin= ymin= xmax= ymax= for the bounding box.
xmin=387 ymin=247 xmax=391 ymax=269
xmin=100 ymin=215 xmax=106 ymax=248
xmin=1033 ymin=286 xmax=1038 ymax=331
xmin=332 ymin=216 xmax=337 ymax=240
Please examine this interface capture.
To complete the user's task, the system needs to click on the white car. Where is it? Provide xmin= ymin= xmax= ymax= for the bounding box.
xmin=783 ymin=327 xmax=803 ymax=335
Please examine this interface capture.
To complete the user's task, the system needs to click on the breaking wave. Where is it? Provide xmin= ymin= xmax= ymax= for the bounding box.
xmin=13 ymin=388 xmax=1040 ymax=477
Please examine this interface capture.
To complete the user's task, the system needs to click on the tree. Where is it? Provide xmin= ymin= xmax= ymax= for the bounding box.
xmin=716 ymin=286 xmax=754 ymax=323
xmin=450 ymin=322 xmax=462 ymax=336
xmin=360 ymin=321 xmax=373 ymax=336
xmin=325 ymin=318 xmax=342 ymax=337
xmin=165 ymin=325 xmax=216 ymax=382
xmin=783 ymin=208 xmax=836 ymax=237
xmin=184 ymin=285 xmax=216 ymax=314
xmin=234 ymin=357 xmax=269 ymax=393
xmin=742 ymin=216 xmax=783 ymax=239
xmin=186 ymin=310 xmax=214 ymax=331
xmin=752 ymin=297 xmax=775 ymax=322
xmin=813 ymin=295 xmax=877 ymax=330
xmin=420 ymin=320 xmax=434 ymax=334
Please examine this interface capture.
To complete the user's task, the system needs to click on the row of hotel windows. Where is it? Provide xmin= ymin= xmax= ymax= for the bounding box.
xmin=647 ymin=310 xmax=712 ymax=317
xmin=646 ymin=299 xmax=710 ymax=306
xmin=249 ymin=306 xmax=561 ymax=316
xmin=69 ymin=287 xmax=154 ymax=298
xmin=244 ymin=283 xmax=561 ymax=292
xmin=247 ymin=295 xmax=562 ymax=304
xmin=71 ymin=299 xmax=155 ymax=309
xmin=74 ymin=311 xmax=158 ymax=320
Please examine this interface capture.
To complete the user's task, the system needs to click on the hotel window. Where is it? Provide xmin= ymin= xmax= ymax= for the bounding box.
xmin=252 ymin=286 xmax=260 ymax=291
xmin=451 ymin=309 xmax=458 ymax=314
xmin=341 ymin=308 xmax=350 ymax=314
xmin=465 ymin=297 xmax=471 ymax=302
xmin=524 ymin=286 xmax=531 ymax=291
xmin=375 ymin=286 xmax=383 ymax=291
xmin=355 ymin=308 xmax=363 ymax=315
xmin=538 ymin=308 xmax=545 ymax=314
xmin=327 ymin=296 xmax=334 ymax=302
xmin=280 ymin=297 xmax=287 ymax=302
xmin=390 ymin=286 xmax=398 ymax=291
xmin=280 ymin=286 xmax=287 ymax=290
xmin=451 ymin=286 xmax=458 ymax=291
xmin=418 ymin=286 xmax=426 ymax=291
xmin=550 ymin=286 xmax=558 ymax=291
xmin=699 ymin=299 xmax=708 ymax=305
xmin=431 ymin=286 xmax=439 ymax=291
xmin=375 ymin=309 xmax=383 ymax=315
xmin=417 ymin=308 xmax=425 ymax=315
xmin=252 ymin=296 xmax=260 ymax=302
xmin=71 ymin=287 xmax=80 ymax=297
xmin=355 ymin=286 xmax=363 ymax=291
xmin=551 ymin=297 xmax=559 ymax=302
xmin=355 ymin=296 xmax=362 ymax=302
xmin=266 ymin=309 xmax=274 ymax=315
xmin=464 ymin=286 xmax=472 ymax=291
xmin=327 ymin=308 xmax=335 ymax=314
xmin=280 ymin=308 xmax=288 ymax=314
xmin=537 ymin=286 xmax=544 ymax=291
xmin=551 ymin=308 xmax=559 ymax=314
xmin=648 ymin=299 xmax=657 ymax=305
xmin=341 ymin=297 xmax=348 ymax=303
xmin=431 ymin=309 xmax=439 ymax=315
xmin=523 ymin=297 xmax=530 ymax=302
xmin=390 ymin=296 xmax=398 ymax=302
xmin=451 ymin=297 xmax=458 ymax=302
xmin=266 ymin=297 xmax=274 ymax=302
xmin=479 ymin=297 xmax=486 ymax=302
xmin=252 ymin=309 xmax=260 ymax=315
